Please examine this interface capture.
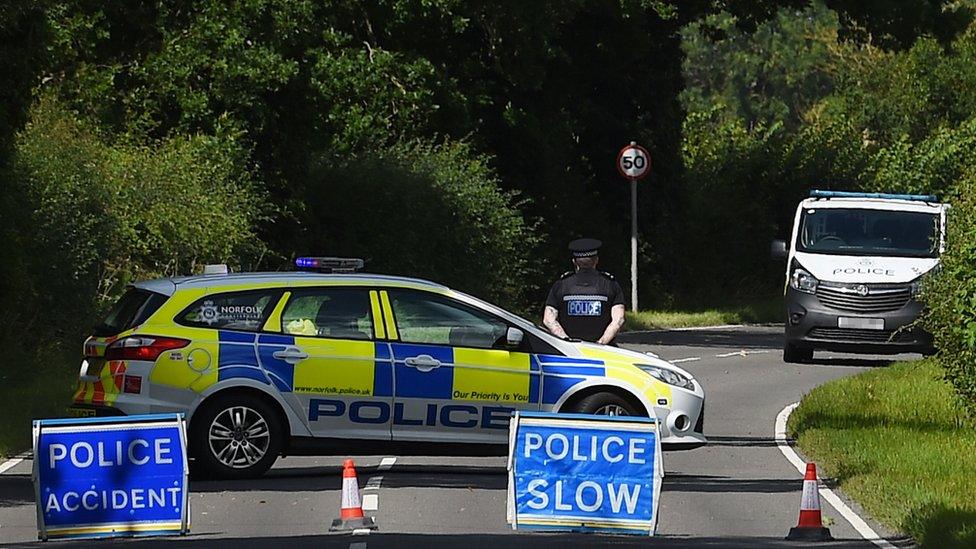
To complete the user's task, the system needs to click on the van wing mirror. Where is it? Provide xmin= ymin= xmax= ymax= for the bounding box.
xmin=506 ymin=327 xmax=524 ymax=348
xmin=771 ymin=239 xmax=788 ymax=260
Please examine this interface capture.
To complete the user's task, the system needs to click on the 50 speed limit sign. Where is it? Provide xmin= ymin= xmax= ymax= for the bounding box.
xmin=616 ymin=143 xmax=651 ymax=180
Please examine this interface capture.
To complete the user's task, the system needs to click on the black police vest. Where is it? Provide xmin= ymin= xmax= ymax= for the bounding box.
xmin=555 ymin=270 xmax=616 ymax=342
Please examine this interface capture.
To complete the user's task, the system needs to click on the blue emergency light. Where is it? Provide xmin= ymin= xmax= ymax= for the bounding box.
xmin=809 ymin=189 xmax=938 ymax=202
xmin=295 ymin=256 xmax=364 ymax=273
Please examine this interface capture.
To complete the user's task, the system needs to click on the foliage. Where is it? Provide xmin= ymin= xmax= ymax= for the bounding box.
xmin=299 ymin=139 xmax=537 ymax=307
xmin=790 ymin=359 xmax=976 ymax=547
xmin=623 ymin=295 xmax=782 ymax=331
xmin=681 ymin=3 xmax=841 ymax=131
xmin=0 ymin=96 xmax=266 ymax=345
xmin=922 ymin=169 xmax=976 ymax=415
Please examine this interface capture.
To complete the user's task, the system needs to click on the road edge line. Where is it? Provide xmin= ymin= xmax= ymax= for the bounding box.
xmin=775 ymin=402 xmax=897 ymax=549
xmin=0 ymin=455 xmax=26 ymax=475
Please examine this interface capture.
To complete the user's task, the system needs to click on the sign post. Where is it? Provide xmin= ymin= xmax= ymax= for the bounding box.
xmin=616 ymin=142 xmax=651 ymax=312
xmin=507 ymin=411 xmax=663 ymax=535
xmin=33 ymin=413 xmax=190 ymax=541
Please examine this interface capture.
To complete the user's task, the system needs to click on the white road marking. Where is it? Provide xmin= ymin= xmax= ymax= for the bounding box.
xmin=362 ymin=494 xmax=378 ymax=511
xmin=0 ymin=455 xmax=26 ymax=474
xmin=715 ymin=349 xmax=770 ymax=358
xmin=349 ymin=543 xmax=368 ymax=549
xmin=671 ymin=357 xmax=701 ymax=364
xmin=669 ymin=324 xmax=746 ymax=331
xmin=775 ymin=403 xmax=897 ymax=549
xmin=364 ymin=476 xmax=384 ymax=490
xmin=359 ymin=463 xmax=388 ymax=515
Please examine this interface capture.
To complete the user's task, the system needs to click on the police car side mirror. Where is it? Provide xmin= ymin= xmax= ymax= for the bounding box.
xmin=506 ymin=327 xmax=524 ymax=349
xmin=771 ymin=239 xmax=788 ymax=261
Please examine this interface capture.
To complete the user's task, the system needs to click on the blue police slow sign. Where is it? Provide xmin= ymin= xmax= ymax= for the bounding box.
xmin=32 ymin=414 xmax=190 ymax=540
xmin=507 ymin=411 xmax=663 ymax=535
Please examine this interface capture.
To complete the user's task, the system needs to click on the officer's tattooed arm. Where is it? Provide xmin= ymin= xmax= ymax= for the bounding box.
xmin=543 ymin=306 xmax=569 ymax=339
xmin=597 ymin=304 xmax=626 ymax=345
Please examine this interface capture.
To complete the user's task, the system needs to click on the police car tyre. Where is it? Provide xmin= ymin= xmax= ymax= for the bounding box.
xmin=783 ymin=342 xmax=814 ymax=364
xmin=570 ymin=391 xmax=642 ymax=417
xmin=190 ymin=393 xmax=283 ymax=479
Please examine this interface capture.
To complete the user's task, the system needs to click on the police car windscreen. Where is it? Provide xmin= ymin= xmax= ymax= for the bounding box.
xmin=798 ymin=208 xmax=939 ymax=258
xmin=92 ymin=289 xmax=168 ymax=336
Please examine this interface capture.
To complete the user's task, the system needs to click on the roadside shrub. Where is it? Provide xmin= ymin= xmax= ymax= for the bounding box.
xmin=923 ymin=170 xmax=976 ymax=416
xmin=0 ymin=95 xmax=267 ymax=346
xmin=298 ymin=139 xmax=539 ymax=309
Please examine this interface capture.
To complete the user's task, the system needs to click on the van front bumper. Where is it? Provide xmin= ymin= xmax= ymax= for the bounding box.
xmin=784 ymin=287 xmax=933 ymax=354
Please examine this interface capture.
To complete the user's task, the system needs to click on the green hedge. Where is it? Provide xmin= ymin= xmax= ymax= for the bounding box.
xmin=297 ymin=140 xmax=538 ymax=309
xmin=0 ymin=95 xmax=266 ymax=367
xmin=923 ymin=174 xmax=976 ymax=415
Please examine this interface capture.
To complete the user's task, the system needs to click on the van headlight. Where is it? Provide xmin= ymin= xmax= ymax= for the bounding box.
xmin=790 ymin=267 xmax=819 ymax=294
xmin=910 ymin=277 xmax=926 ymax=299
xmin=637 ymin=364 xmax=695 ymax=391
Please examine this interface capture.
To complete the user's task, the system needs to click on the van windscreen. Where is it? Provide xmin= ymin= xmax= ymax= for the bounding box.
xmin=798 ymin=208 xmax=939 ymax=258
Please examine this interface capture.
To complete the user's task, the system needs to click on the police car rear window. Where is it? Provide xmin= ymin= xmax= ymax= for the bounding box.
xmin=178 ymin=290 xmax=279 ymax=331
xmin=93 ymin=289 xmax=168 ymax=336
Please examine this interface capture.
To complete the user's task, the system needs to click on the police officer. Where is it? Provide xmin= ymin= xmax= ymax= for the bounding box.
xmin=543 ymin=238 xmax=626 ymax=345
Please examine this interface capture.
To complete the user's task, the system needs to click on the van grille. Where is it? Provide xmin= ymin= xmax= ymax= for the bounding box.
xmin=807 ymin=327 xmax=915 ymax=343
xmin=816 ymin=284 xmax=911 ymax=313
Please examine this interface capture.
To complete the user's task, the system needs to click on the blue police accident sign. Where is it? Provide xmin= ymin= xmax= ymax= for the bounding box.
xmin=32 ymin=414 xmax=190 ymax=540
xmin=506 ymin=411 xmax=663 ymax=535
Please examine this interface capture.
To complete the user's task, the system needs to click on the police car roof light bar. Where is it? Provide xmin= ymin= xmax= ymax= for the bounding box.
xmin=809 ymin=189 xmax=938 ymax=202
xmin=295 ymin=256 xmax=365 ymax=273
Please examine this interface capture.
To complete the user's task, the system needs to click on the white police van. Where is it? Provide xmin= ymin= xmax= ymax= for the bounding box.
xmin=772 ymin=190 xmax=947 ymax=363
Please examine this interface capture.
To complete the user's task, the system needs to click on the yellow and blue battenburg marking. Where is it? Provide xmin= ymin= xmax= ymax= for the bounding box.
xmin=217 ymin=331 xmax=266 ymax=385
xmin=217 ymin=332 xmax=394 ymax=396
xmin=198 ymin=331 xmax=619 ymax=415
xmin=537 ymin=356 xmax=606 ymax=404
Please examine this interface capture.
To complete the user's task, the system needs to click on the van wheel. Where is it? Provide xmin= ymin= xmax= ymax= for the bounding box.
xmin=784 ymin=342 xmax=814 ymax=364
xmin=570 ymin=392 xmax=641 ymax=417
xmin=191 ymin=393 xmax=283 ymax=479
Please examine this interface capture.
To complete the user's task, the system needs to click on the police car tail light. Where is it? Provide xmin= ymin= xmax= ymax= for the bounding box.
xmin=105 ymin=336 xmax=189 ymax=361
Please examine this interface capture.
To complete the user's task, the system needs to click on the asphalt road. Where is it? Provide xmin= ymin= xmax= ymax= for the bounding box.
xmin=0 ymin=326 xmax=919 ymax=548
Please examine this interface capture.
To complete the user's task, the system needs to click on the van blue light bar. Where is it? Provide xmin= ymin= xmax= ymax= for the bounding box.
xmin=810 ymin=189 xmax=938 ymax=202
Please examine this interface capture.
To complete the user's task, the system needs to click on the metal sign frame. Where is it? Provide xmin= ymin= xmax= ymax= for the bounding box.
xmin=32 ymin=413 xmax=190 ymax=541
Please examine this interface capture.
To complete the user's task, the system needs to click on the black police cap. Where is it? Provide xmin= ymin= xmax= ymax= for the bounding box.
xmin=569 ymin=238 xmax=602 ymax=258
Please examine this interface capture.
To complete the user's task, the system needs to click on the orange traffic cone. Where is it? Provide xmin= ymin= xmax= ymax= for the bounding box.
xmin=786 ymin=462 xmax=832 ymax=541
xmin=329 ymin=459 xmax=377 ymax=532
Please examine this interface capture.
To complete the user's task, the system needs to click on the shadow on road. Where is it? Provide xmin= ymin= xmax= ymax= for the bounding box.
xmin=808 ymin=357 xmax=897 ymax=368
xmin=704 ymin=435 xmax=782 ymax=448
xmin=663 ymin=474 xmax=801 ymax=494
xmin=9 ymin=532 xmax=912 ymax=548
xmin=0 ymin=475 xmax=35 ymax=508
xmin=191 ymin=464 xmax=508 ymax=493
xmin=618 ymin=328 xmax=782 ymax=350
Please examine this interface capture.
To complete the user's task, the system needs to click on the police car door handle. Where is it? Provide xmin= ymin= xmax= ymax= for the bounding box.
xmin=404 ymin=355 xmax=441 ymax=372
xmin=273 ymin=347 xmax=308 ymax=363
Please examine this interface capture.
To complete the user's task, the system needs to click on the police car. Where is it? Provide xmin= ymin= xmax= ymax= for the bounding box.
xmin=71 ymin=258 xmax=706 ymax=478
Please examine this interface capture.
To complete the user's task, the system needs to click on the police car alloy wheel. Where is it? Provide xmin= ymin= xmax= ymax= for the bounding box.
xmin=571 ymin=392 xmax=641 ymax=417
xmin=191 ymin=394 xmax=283 ymax=479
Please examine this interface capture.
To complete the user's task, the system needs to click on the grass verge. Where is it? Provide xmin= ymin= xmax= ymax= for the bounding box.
xmin=624 ymin=295 xmax=782 ymax=330
xmin=788 ymin=359 xmax=976 ymax=548
xmin=0 ymin=346 xmax=78 ymax=458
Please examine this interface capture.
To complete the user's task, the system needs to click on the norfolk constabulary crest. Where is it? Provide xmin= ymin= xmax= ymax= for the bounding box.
xmin=199 ymin=300 xmax=220 ymax=325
